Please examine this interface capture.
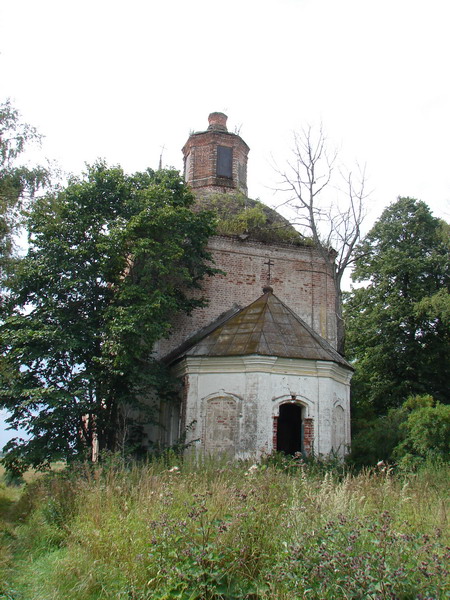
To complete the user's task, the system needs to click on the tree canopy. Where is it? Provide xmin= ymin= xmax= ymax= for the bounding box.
xmin=0 ymin=99 xmax=49 ymax=282
xmin=0 ymin=163 xmax=216 ymax=473
xmin=345 ymin=197 xmax=449 ymax=416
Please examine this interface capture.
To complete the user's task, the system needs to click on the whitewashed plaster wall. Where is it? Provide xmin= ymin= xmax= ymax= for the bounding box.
xmin=172 ymin=356 xmax=352 ymax=459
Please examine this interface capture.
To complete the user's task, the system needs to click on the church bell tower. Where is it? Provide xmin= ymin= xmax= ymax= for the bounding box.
xmin=182 ymin=112 xmax=250 ymax=196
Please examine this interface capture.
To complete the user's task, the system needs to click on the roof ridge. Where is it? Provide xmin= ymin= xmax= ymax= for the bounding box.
xmin=167 ymin=289 xmax=352 ymax=370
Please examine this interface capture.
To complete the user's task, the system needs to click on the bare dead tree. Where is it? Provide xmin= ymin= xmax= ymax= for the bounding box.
xmin=274 ymin=125 xmax=369 ymax=355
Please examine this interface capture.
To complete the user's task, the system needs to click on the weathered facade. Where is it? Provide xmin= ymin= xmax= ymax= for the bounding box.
xmin=153 ymin=113 xmax=352 ymax=459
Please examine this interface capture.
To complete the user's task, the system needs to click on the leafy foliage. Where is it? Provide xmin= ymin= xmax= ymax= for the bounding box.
xmin=345 ymin=197 xmax=449 ymax=415
xmin=347 ymin=406 xmax=408 ymax=468
xmin=197 ymin=192 xmax=309 ymax=245
xmin=347 ymin=394 xmax=442 ymax=468
xmin=0 ymin=163 xmax=216 ymax=473
xmin=394 ymin=402 xmax=450 ymax=468
xmin=0 ymin=99 xmax=49 ymax=282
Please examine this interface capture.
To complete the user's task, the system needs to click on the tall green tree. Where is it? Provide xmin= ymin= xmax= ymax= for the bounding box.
xmin=0 ymin=163 xmax=216 ymax=473
xmin=0 ymin=99 xmax=49 ymax=281
xmin=345 ymin=197 xmax=449 ymax=416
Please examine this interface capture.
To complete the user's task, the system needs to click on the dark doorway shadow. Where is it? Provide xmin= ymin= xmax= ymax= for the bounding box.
xmin=277 ymin=403 xmax=303 ymax=455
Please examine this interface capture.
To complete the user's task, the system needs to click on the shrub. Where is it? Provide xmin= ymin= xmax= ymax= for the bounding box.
xmin=347 ymin=407 xmax=408 ymax=467
xmin=395 ymin=402 xmax=450 ymax=468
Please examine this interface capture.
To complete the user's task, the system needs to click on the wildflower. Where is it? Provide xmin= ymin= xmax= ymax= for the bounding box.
xmin=245 ymin=464 xmax=258 ymax=476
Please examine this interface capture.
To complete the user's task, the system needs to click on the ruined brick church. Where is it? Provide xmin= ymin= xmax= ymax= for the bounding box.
xmin=152 ymin=112 xmax=352 ymax=458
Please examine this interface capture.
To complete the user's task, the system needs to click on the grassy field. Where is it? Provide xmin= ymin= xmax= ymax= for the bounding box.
xmin=1 ymin=455 xmax=449 ymax=599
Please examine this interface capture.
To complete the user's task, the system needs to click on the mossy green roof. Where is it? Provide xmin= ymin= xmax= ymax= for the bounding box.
xmin=195 ymin=192 xmax=312 ymax=246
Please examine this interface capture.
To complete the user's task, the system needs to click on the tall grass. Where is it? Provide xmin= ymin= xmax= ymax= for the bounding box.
xmin=1 ymin=456 xmax=449 ymax=599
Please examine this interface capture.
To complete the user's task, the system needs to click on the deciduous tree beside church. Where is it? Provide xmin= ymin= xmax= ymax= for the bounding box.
xmin=0 ymin=163 xmax=216 ymax=474
xmin=345 ymin=197 xmax=449 ymax=416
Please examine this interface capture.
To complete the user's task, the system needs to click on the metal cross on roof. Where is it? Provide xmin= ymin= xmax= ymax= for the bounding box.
xmin=264 ymin=258 xmax=275 ymax=284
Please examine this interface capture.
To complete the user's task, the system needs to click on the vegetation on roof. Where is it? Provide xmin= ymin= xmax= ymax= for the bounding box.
xmin=195 ymin=192 xmax=313 ymax=246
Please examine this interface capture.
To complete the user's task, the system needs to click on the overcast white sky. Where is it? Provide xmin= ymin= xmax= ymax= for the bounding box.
xmin=1 ymin=0 xmax=449 ymax=447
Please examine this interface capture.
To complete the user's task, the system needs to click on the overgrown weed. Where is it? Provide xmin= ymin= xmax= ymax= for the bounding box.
xmin=1 ymin=456 xmax=448 ymax=599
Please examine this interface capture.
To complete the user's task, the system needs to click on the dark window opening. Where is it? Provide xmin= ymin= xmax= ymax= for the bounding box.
xmin=217 ymin=146 xmax=233 ymax=178
xmin=277 ymin=403 xmax=303 ymax=455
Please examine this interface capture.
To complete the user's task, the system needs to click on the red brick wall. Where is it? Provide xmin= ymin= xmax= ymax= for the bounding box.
xmin=155 ymin=235 xmax=337 ymax=358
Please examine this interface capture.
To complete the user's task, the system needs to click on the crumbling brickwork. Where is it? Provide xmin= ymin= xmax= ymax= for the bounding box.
xmin=155 ymin=235 xmax=337 ymax=358
xmin=182 ymin=112 xmax=249 ymax=196
xmin=303 ymin=418 xmax=314 ymax=455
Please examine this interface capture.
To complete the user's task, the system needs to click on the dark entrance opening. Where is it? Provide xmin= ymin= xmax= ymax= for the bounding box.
xmin=277 ymin=403 xmax=303 ymax=455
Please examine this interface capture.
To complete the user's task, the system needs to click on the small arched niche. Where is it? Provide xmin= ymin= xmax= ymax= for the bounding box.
xmin=332 ymin=404 xmax=346 ymax=457
xmin=203 ymin=396 xmax=239 ymax=455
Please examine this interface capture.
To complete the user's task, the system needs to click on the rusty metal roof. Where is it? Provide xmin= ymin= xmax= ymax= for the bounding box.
xmin=172 ymin=287 xmax=352 ymax=369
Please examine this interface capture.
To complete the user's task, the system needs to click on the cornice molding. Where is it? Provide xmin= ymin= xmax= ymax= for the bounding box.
xmin=172 ymin=355 xmax=352 ymax=384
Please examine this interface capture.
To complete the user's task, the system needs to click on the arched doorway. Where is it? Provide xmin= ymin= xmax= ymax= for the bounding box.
xmin=276 ymin=403 xmax=303 ymax=455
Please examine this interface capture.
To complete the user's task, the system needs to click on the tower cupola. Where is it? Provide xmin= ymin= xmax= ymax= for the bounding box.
xmin=182 ymin=113 xmax=250 ymax=196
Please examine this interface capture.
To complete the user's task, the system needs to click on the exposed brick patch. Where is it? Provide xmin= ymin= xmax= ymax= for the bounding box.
xmin=204 ymin=398 xmax=238 ymax=453
xmin=303 ymin=418 xmax=314 ymax=456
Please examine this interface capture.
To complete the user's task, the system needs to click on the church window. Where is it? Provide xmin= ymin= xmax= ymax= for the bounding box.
xmin=217 ymin=146 xmax=233 ymax=178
